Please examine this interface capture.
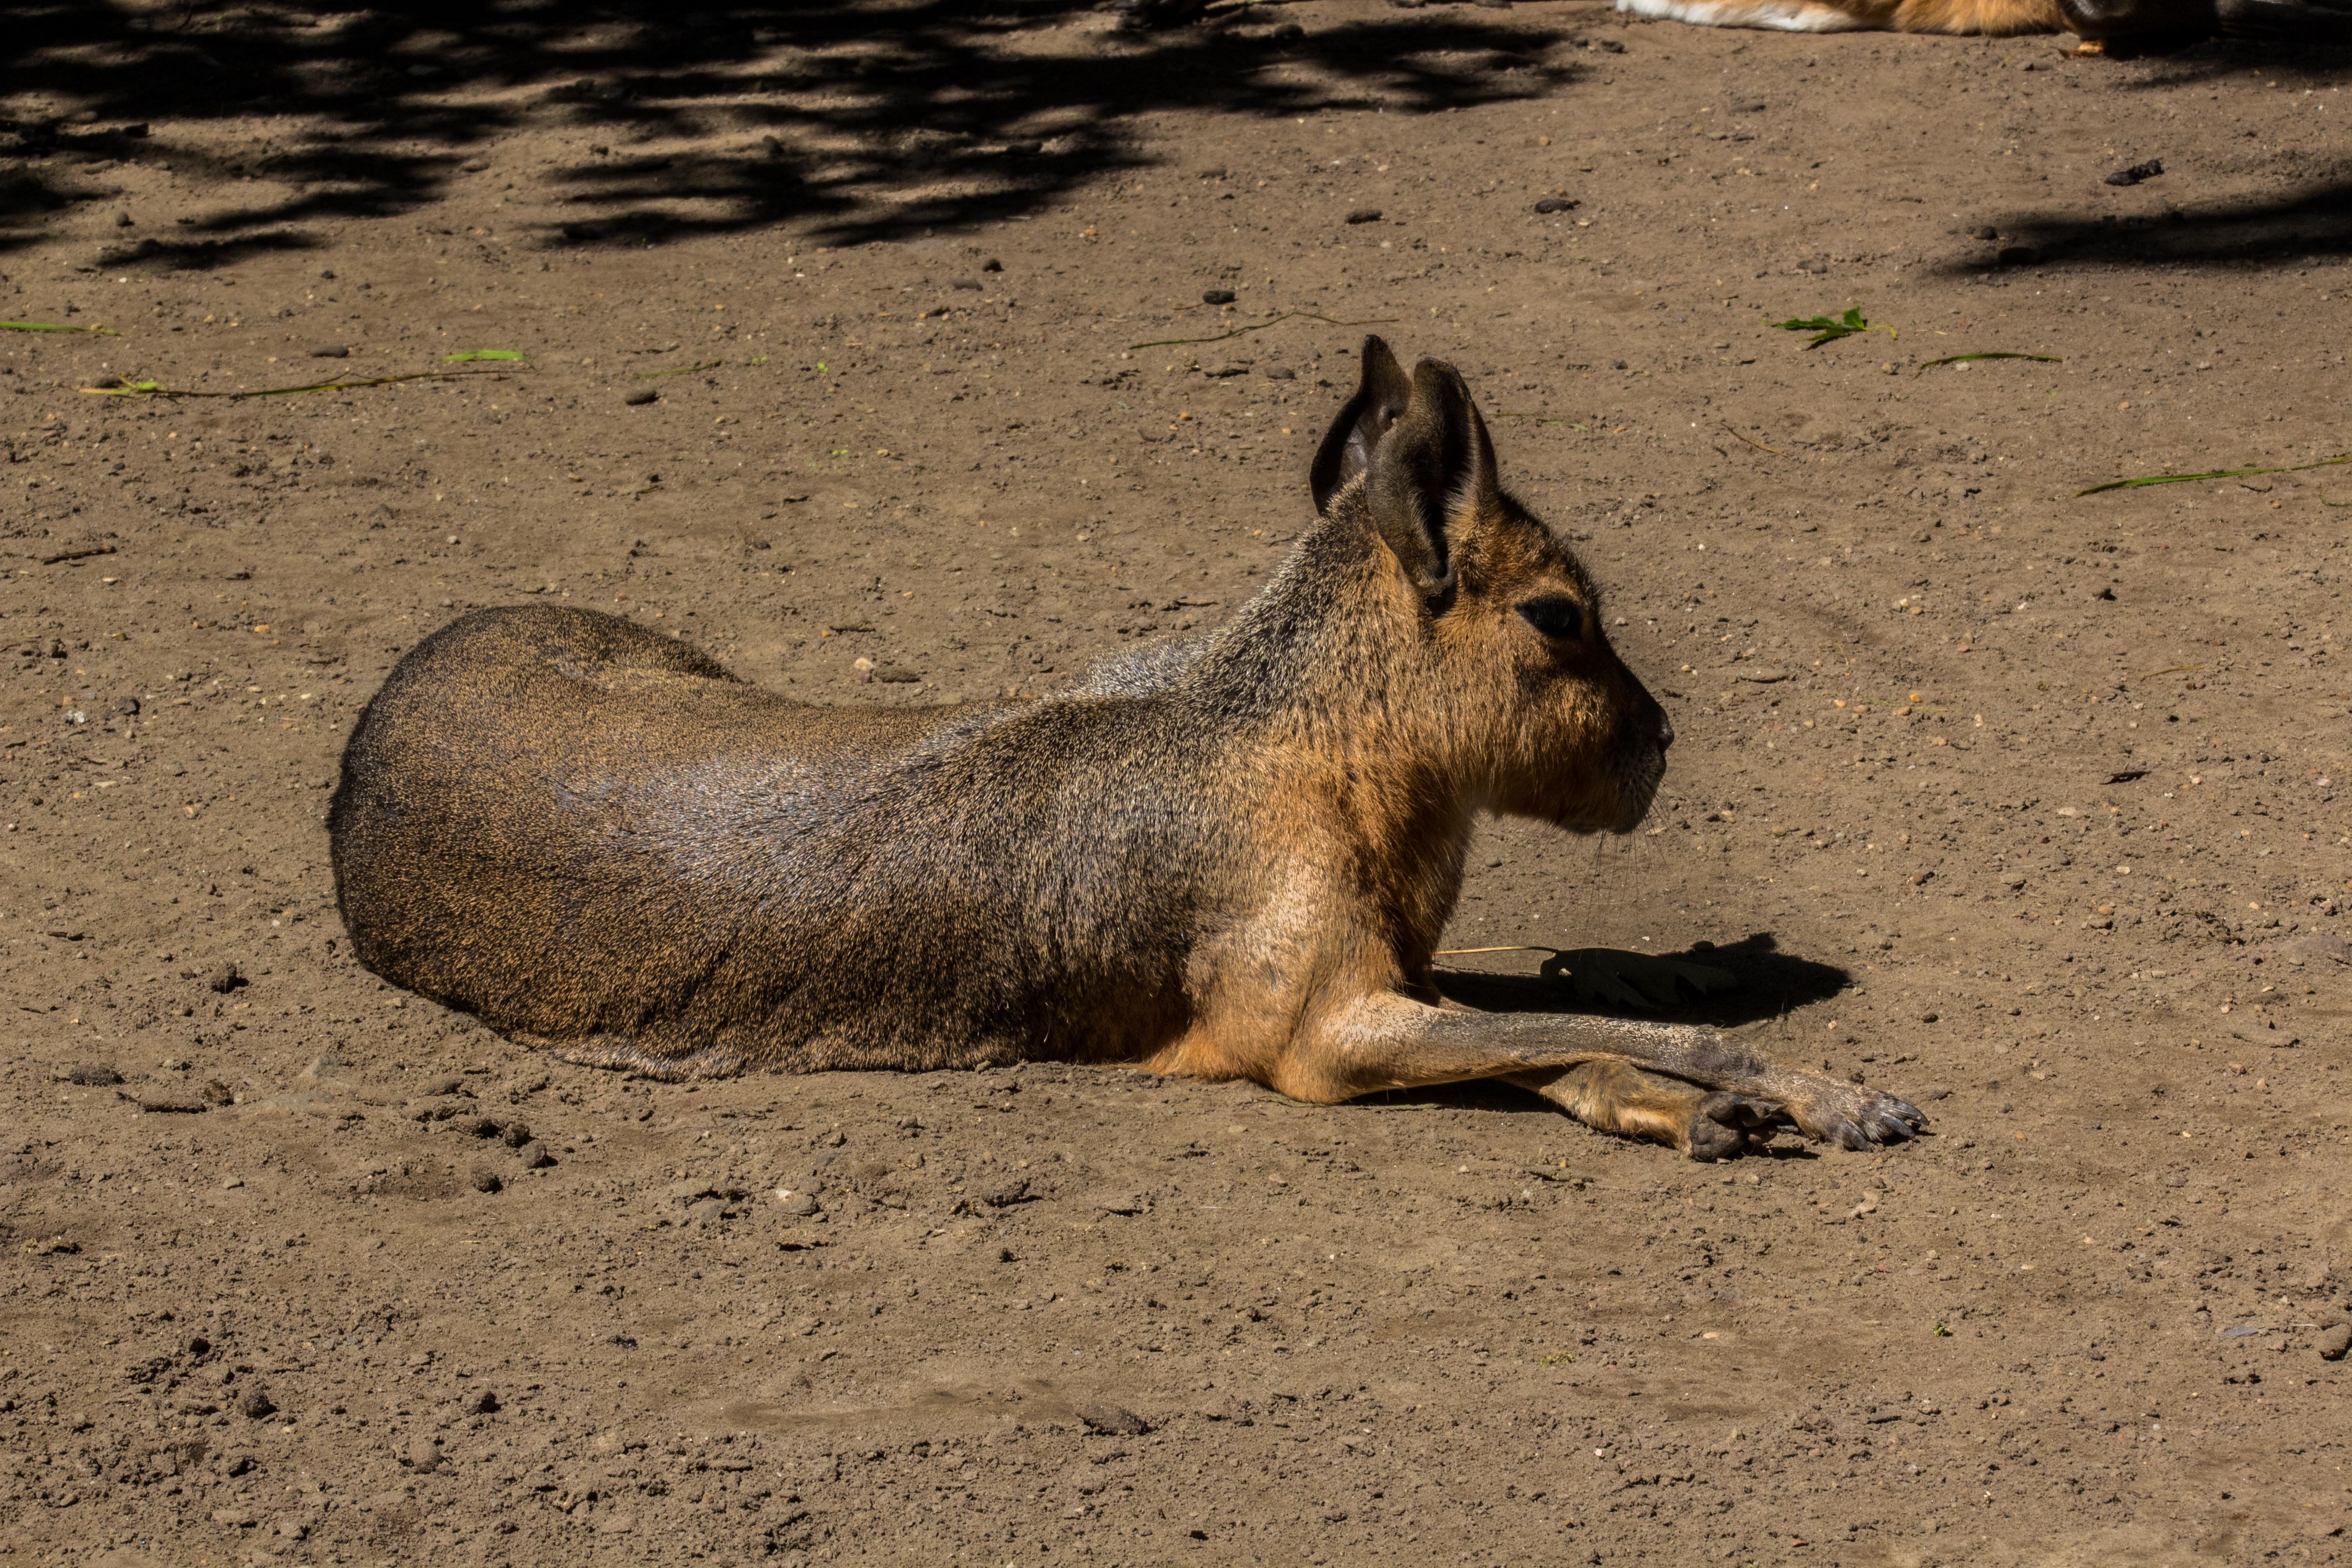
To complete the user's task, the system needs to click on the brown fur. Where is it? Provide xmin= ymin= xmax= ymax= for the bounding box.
xmin=1613 ymin=0 xmax=2350 ymax=45
xmin=328 ymin=338 xmax=1925 ymax=1159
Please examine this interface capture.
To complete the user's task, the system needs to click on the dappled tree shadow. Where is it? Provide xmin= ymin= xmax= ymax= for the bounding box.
xmin=2 ymin=0 xmax=1581 ymax=266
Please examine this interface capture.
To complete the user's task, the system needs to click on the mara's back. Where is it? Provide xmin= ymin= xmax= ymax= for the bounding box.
xmin=328 ymin=605 xmax=1248 ymax=1078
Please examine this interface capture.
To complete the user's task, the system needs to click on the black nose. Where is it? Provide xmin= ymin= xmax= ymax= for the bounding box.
xmin=1656 ymin=712 xmax=1676 ymax=751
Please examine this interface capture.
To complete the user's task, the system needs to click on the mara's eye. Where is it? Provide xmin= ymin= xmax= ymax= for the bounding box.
xmin=1515 ymin=596 xmax=1583 ymax=641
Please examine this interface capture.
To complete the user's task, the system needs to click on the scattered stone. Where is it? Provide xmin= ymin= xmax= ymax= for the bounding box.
xmin=470 ymin=1388 xmax=500 ymax=1414
xmin=1534 ymin=197 xmax=1578 ymax=215
xmin=1735 ymin=667 xmax=1789 ymax=684
xmin=624 ymin=388 xmax=658 ymax=406
xmin=951 ymin=277 xmax=982 ymax=291
xmin=501 ymin=1120 xmax=533 ymax=1148
xmin=135 ymin=1090 xmax=208 ymax=1114
xmin=1078 ymin=1402 xmax=1150 ymax=1437
xmin=202 ymin=1078 xmax=234 ymax=1106
xmin=1262 ymin=365 xmax=1295 ymax=380
xmin=238 ymin=1386 xmax=276 ymax=1420
xmin=461 ymin=1115 xmax=503 ymax=1139
xmin=2318 ymin=1324 xmax=2351 ymax=1362
xmin=217 ymin=1452 xmax=253 ymax=1478
xmin=419 ymin=1074 xmax=465 ymax=1097
xmin=981 ymin=258 xmax=1002 ymax=272
xmin=404 ymin=1436 xmax=441 ymax=1471
xmin=2103 ymin=158 xmax=2163 ymax=187
xmin=210 ymin=1507 xmax=257 ymax=1527
xmin=274 ymin=1516 xmax=309 ymax=1540
xmin=307 ymin=345 xmax=349 ymax=359
xmin=979 ymin=1178 xmax=1033 ymax=1208
xmin=116 ymin=695 xmax=140 ymax=715
xmin=59 ymin=1063 xmax=122 ymax=1086
xmin=206 ymin=962 xmax=245 ymax=994
xmin=1343 ymin=207 xmax=1382 ymax=225
xmin=776 ymin=1228 xmax=828 ymax=1251
xmin=1203 ymin=362 xmax=1251 ymax=379
xmin=1611 ymin=358 xmax=1628 ymax=370
xmin=775 ymin=1190 xmax=820 ymax=1217
xmin=517 ymin=1140 xmax=555 ymax=1169
xmin=470 ymin=1167 xmax=503 ymax=1195
xmin=1972 ymin=224 xmax=1999 ymax=240
xmin=1201 ymin=289 xmax=1235 ymax=305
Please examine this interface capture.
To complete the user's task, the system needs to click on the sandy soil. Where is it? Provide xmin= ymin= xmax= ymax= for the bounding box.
xmin=5 ymin=2 xmax=2352 ymax=1564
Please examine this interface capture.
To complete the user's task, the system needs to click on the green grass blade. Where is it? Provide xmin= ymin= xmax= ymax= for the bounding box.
xmin=1916 ymin=352 xmax=2062 ymax=374
xmin=444 ymin=349 xmax=525 ymax=362
xmin=1768 ymin=309 xmax=1895 ymax=349
xmin=2076 ymin=451 xmax=2352 ymax=497
xmin=2 ymin=319 xmax=120 ymax=335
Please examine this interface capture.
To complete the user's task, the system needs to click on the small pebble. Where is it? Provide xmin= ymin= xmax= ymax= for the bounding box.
xmin=951 ymin=277 xmax=982 ymax=291
xmin=308 ymin=345 xmax=349 ymax=359
xmin=1262 ymin=365 xmax=1295 ymax=380
xmin=1611 ymin=359 xmax=1628 ymax=370
xmin=776 ymin=1190 xmax=820 ymax=1216
xmin=1344 ymin=207 xmax=1382 ymax=225
xmin=1202 ymin=289 xmax=1236 ymax=305
xmin=2320 ymin=1324 xmax=2352 ymax=1362
xmin=517 ymin=1140 xmax=555 ymax=1169
xmin=116 ymin=696 xmax=140 ymax=716
xmin=61 ymin=1063 xmax=122 ymax=1086
xmin=471 ymin=1167 xmax=503 ymax=1194
xmin=405 ymin=1436 xmax=441 ymax=1471
xmin=206 ymin=962 xmax=245 ymax=995
xmin=981 ymin=258 xmax=1002 ymax=272
xmin=501 ymin=1120 xmax=533 ymax=1148
xmin=624 ymin=388 xmax=657 ymax=406
xmin=1534 ymin=197 xmax=1578 ymax=215
xmin=238 ymin=1387 xmax=275 ymax=1420
xmin=470 ymin=1388 xmax=500 ymax=1414
xmin=2103 ymin=158 xmax=2163 ymax=187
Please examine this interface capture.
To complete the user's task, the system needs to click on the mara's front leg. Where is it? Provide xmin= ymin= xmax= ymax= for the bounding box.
xmin=1276 ymin=992 xmax=1924 ymax=1151
xmin=1504 ymin=1062 xmax=1791 ymax=1162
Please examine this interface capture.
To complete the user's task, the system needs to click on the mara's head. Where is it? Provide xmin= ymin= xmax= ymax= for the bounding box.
xmin=1308 ymin=335 xmax=1672 ymax=835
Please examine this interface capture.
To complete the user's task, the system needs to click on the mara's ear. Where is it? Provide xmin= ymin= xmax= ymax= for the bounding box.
xmin=1309 ymin=335 xmax=1412 ymax=515
xmin=1363 ymin=357 xmax=1499 ymax=606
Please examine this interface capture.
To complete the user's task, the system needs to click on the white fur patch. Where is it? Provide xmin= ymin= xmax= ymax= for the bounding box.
xmin=1614 ymin=0 xmax=1866 ymax=30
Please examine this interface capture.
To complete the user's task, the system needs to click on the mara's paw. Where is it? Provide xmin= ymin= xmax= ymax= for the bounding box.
xmin=1682 ymin=1092 xmax=1792 ymax=1162
xmin=1781 ymin=1078 xmax=1926 ymax=1151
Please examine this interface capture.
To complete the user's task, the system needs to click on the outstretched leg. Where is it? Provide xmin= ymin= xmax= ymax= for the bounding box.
xmin=1274 ymin=992 xmax=1922 ymax=1150
xmin=1505 ymin=1063 xmax=1791 ymax=1161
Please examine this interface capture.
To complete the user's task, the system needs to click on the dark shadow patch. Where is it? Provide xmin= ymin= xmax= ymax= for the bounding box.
xmin=1433 ymin=932 xmax=1848 ymax=1030
xmin=8 ymin=0 xmax=1577 ymax=263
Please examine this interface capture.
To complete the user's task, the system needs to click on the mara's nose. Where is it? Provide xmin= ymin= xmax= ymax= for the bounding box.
xmin=1656 ymin=712 xmax=1676 ymax=751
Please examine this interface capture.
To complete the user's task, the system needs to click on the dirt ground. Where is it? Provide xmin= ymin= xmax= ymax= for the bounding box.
xmin=5 ymin=1 xmax=2352 ymax=1564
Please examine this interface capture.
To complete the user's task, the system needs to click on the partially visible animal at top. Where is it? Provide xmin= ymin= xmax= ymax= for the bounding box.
xmin=1613 ymin=0 xmax=2351 ymax=45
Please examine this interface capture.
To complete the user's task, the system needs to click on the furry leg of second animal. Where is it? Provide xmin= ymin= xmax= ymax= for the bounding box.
xmin=1509 ymin=1062 xmax=1791 ymax=1161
